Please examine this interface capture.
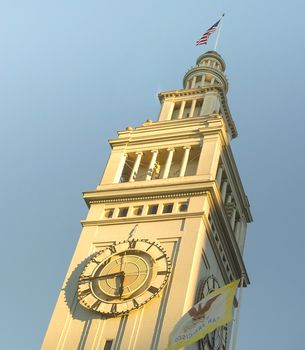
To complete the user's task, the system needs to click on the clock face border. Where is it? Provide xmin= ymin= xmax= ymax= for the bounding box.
xmin=77 ymin=239 xmax=171 ymax=317
xmin=198 ymin=276 xmax=228 ymax=350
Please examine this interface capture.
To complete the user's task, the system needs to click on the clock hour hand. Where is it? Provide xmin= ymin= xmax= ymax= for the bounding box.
xmin=79 ymin=271 xmax=124 ymax=283
xmin=118 ymin=272 xmax=125 ymax=299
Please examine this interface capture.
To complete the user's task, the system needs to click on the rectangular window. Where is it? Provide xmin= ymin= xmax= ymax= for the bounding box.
xmin=147 ymin=204 xmax=158 ymax=215
xmin=104 ymin=340 xmax=113 ymax=350
xmin=133 ymin=206 xmax=143 ymax=216
xmin=118 ymin=207 xmax=128 ymax=217
xmin=162 ymin=203 xmax=173 ymax=214
xmin=104 ymin=208 xmax=114 ymax=218
xmin=178 ymin=202 xmax=189 ymax=212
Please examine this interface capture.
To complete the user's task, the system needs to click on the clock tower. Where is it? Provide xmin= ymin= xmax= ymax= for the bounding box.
xmin=42 ymin=51 xmax=252 ymax=350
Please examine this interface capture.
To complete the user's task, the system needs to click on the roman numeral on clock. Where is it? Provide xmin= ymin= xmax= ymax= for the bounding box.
xmin=155 ymin=254 xmax=166 ymax=261
xmin=147 ymin=286 xmax=159 ymax=294
xmin=91 ymin=299 xmax=101 ymax=310
xmin=110 ymin=303 xmax=117 ymax=313
xmin=78 ymin=288 xmax=91 ymax=300
xmin=128 ymin=240 xmax=137 ymax=249
xmin=157 ymin=271 xmax=167 ymax=275
xmin=108 ymin=245 xmax=117 ymax=254
xmin=91 ymin=258 xmax=100 ymax=265
xmin=79 ymin=275 xmax=90 ymax=283
xmin=132 ymin=299 xmax=139 ymax=308
xmin=145 ymin=242 xmax=155 ymax=251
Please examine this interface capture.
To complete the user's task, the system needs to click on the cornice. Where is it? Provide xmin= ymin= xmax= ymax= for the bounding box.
xmin=117 ymin=114 xmax=223 ymax=134
xmin=85 ymin=189 xmax=208 ymax=206
xmin=158 ymin=86 xmax=220 ymax=101
xmin=109 ymin=116 xmax=228 ymax=150
xmin=86 ymin=176 xmax=215 ymax=202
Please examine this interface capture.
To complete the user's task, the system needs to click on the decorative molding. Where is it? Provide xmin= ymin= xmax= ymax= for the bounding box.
xmin=158 ymin=86 xmax=219 ymax=100
xmin=87 ymin=190 xmax=207 ymax=205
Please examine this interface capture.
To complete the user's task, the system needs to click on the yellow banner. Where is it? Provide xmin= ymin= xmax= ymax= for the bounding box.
xmin=166 ymin=279 xmax=240 ymax=350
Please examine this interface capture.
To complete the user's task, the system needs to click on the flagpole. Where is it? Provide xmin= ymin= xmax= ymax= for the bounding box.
xmin=213 ymin=14 xmax=225 ymax=51
xmin=230 ymin=275 xmax=245 ymax=350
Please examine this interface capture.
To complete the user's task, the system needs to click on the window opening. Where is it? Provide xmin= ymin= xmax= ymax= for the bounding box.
xmin=147 ymin=204 xmax=158 ymax=215
xmin=104 ymin=208 xmax=114 ymax=219
xmin=163 ymin=203 xmax=173 ymax=214
xmin=118 ymin=207 xmax=128 ymax=217
xmin=133 ymin=206 xmax=143 ymax=216
xmin=104 ymin=340 xmax=114 ymax=350
xmin=178 ymin=202 xmax=189 ymax=212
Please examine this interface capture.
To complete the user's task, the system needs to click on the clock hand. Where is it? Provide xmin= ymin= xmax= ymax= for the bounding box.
xmin=118 ymin=272 xmax=125 ymax=299
xmin=79 ymin=272 xmax=124 ymax=283
xmin=123 ymin=267 xmax=156 ymax=276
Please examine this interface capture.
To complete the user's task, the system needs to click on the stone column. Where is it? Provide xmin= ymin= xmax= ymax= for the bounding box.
xmin=196 ymin=134 xmax=221 ymax=178
xmin=168 ymin=102 xmax=175 ymax=121
xmin=239 ymin=221 xmax=247 ymax=254
xmin=178 ymin=100 xmax=186 ymax=119
xmin=189 ymin=99 xmax=197 ymax=118
xmin=199 ymin=97 xmax=206 ymax=116
xmin=191 ymin=76 xmax=197 ymax=88
xmin=226 ymin=194 xmax=232 ymax=204
xmin=129 ymin=152 xmax=143 ymax=182
xmin=221 ymin=180 xmax=228 ymax=202
xmin=200 ymin=91 xmax=220 ymax=116
xmin=234 ymin=220 xmax=242 ymax=242
xmin=162 ymin=148 xmax=175 ymax=179
xmin=146 ymin=150 xmax=158 ymax=180
xmin=179 ymin=147 xmax=191 ymax=177
xmin=158 ymin=100 xmax=175 ymax=121
xmin=113 ymin=153 xmax=128 ymax=183
xmin=216 ymin=166 xmax=223 ymax=186
xmin=230 ymin=207 xmax=236 ymax=230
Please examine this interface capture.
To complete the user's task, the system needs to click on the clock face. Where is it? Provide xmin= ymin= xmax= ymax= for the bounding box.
xmin=198 ymin=276 xmax=227 ymax=350
xmin=77 ymin=239 xmax=171 ymax=317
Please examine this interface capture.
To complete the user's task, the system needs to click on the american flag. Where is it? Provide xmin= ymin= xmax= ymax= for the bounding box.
xmin=196 ymin=16 xmax=223 ymax=46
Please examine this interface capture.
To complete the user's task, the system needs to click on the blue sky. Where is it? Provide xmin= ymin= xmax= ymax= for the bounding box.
xmin=1 ymin=1 xmax=305 ymax=349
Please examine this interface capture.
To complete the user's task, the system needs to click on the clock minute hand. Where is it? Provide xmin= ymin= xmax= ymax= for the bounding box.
xmin=118 ymin=272 xmax=125 ymax=299
xmin=79 ymin=272 xmax=124 ymax=283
